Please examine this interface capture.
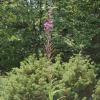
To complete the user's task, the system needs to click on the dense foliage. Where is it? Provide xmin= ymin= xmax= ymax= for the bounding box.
xmin=0 ymin=0 xmax=100 ymax=100
xmin=0 ymin=54 xmax=96 ymax=100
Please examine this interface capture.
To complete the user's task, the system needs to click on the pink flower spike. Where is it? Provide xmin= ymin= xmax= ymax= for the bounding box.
xmin=44 ymin=19 xmax=54 ymax=32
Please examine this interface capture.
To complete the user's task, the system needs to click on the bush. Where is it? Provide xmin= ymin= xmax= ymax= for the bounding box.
xmin=0 ymin=54 xmax=96 ymax=100
xmin=62 ymin=54 xmax=96 ymax=100
xmin=0 ymin=55 xmax=63 ymax=100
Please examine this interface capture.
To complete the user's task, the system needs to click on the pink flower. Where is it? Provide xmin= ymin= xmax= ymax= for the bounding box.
xmin=44 ymin=19 xmax=54 ymax=32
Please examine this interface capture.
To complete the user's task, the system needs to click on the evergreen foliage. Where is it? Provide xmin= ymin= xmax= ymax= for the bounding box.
xmin=0 ymin=54 xmax=96 ymax=100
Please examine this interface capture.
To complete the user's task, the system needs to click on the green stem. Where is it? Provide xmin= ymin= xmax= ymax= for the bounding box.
xmin=49 ymin=91 xmax=53 ymax=100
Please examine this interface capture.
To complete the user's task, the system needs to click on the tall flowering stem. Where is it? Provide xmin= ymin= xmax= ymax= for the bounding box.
xmin=44 ymin=8 xmax=54 ymax=59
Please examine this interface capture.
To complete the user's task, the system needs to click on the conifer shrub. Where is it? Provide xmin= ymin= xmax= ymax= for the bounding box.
xmin=0 ymin=54 xmax=96 ymax=100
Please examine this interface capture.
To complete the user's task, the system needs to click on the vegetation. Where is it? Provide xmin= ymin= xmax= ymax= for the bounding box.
xmin=0 ymin=54 xmax=96 ymax=100
xmin=0 ymin=0 xmax=100 ymax=100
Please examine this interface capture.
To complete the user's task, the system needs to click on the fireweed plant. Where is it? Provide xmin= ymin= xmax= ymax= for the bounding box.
xmin=44 ymin=8 xmax=54 ymax=59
